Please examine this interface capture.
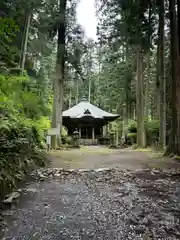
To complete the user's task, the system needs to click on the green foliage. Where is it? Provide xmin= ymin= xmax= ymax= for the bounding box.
xmin=65 ymin=136 xmax=74 ymax=145
xmin=0 ymin=73 xmax=51 ymax=198
xmin=0 ymin=74 xmax=52 ymax=119
xmin=146 ymin=119 xmax=160 ymax=134
xmin=127 ymin=132 xmax=137 ymax=138
xmin=0 ymin=114 xmax=48 ymax=198
xmin=61 ymin=128 xmax=74 ymax=145
xmin=61 ymin=126 xmax=68 ymax=138
xmin=0 ymin=17 xmax=19 ymax=68
xmin=128 ymin=120 xmax=137 ymax=133
xmin=108 ymin=129 xmax=116 ymax=136
xmin=126 ymin=119 xmax=160 ymax=145
xmin=127 ymin=132 xmax=137 ymax=145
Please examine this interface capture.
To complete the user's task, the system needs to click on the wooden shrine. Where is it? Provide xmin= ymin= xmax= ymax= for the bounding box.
xmin=62 ymin=98 xmax=119 ymax=145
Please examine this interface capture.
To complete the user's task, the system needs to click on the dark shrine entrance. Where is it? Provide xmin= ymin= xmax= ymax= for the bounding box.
xmin=81 ymin=127 xmax=92 ymax=139
xmin=80 ymin=125 xmax=101 ymax=139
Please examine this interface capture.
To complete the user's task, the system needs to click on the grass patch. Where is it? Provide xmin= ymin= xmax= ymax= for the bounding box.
xmin=80 ymin=146 xmax=115 ymax=154
xmin=172 ymin=155 xmax=180 ymax=161
xmin=133 ymin=147 xmax=153 ymax=152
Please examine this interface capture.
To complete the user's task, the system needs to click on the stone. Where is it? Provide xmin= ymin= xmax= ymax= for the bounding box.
xmin=3 ymin=192 xmax=20 ymax=204
xmin=151 ymin=169 xmax=160 ymax=175
xmin=24 ymin=188 xmax=38 ymax=193
xmin=94 ymin=168 xmax=111 ymax=172
xmin=55 ymin=173 xmax=61 ymax=177
xmin=128 ymin=215 xmax=139 ymax=225
xmin=78 ymin=169 xmax=90 ymax=172
xmin=67 ymin=169 xmax=75 ymax=173
xmin=134 ymin=226 xmax=146 ymax=234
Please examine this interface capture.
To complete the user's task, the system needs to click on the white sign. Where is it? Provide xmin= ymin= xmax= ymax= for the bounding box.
xmin=47 ymin=128 xmax=59 ymax=136
xmin=46 ymin=135 xmax=51 ymax=145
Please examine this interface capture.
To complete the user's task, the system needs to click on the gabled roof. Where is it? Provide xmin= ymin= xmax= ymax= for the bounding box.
xmin=62 ymin=99 xmax=119 ymax=120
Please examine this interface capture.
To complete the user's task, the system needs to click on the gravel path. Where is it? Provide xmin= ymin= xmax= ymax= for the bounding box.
xmin=1 ymin=148 xmax=180 ymax=239
xmin=1 ymin=168 xmax=180 ymax=239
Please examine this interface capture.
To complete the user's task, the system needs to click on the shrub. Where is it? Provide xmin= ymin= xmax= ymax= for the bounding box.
xmin=127 ymin=132 xmax=137 ymax=145
xmin=66 ymin=136 xmax=74 ymax=145
xmin=0 ymin=74 xmax=50 ymax=198
xmin=126 ymin=119 xmax=160 ymax=146
xmin=61 ymin=126 xmax=68 ymax=138
xmin=0 ymin=116 xmax=49 ymax=199
xmin=127 ymin=120 xmax=137 ymax=133
xmin=146 ymin=119 xmax=159 ymax=145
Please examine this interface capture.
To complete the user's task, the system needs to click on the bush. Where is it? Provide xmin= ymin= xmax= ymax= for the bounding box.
xmin=145 ymin=119 xmax=159 ymax=145
xmin=126 ymin=119 xmax=160 ymax=146
xmin=61 ymin=126 xmax=72 ymax=144
xmin=0 ymin=117 xmax=49 ymax=199
xmin=146 ymin=119 xmax=159 ymax=134
xmin=127 ymin=120 xmax=137 ymax=133
xmin=65 ymin=136 xmax=74 ymax=145
xmin=61 ymin=126 xmax=68 ymax=138
xmin=127 ymin=132 xmax=137 ymax=145
xmin=0 ymin=74 xmax=50 ymax=199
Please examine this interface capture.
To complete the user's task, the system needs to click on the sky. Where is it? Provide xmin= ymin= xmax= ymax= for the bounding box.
xmin=77 ymin=0 xmax=97 ymax=40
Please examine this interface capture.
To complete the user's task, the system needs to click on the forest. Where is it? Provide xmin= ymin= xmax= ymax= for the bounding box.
xmin=0 ymin=0 xmax=180 ymax=194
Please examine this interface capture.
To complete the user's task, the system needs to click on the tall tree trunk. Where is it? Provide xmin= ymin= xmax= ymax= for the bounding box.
xmin=177 ymin=0 xmax=180 ymax=55
xmin=167 ymin=0 xmax=179 ymax=154
xmin=145 ymin=1 xmax=151 ymax=119
xmin=124 ymin=45 xmax=131 ymax=125
xmin=159 ymin=0 xmax=166 ymax=148
xmin=51 ymin=0 xmax=67 ymax=148
xmin=156 ymin=27 xmax=160 ymax=120
xmin=69 ymin=87 xmax=72 ymax=108
xmin=76 ymin=73 xmax=79 ymax=104
xmin=136 ymin=47 xmax=146 ymax=147
xmin=51 ymin=80 xmax=57 ymax=148
xmin=19 ymin=10 xmax=31 ymax=73
xmin=175 ymin=0 xmax=180 ymax=153
xmin=88 ymin=78 xmax=91 ymax=102
xmin=144 ymin=52 xmax=150 ymax=118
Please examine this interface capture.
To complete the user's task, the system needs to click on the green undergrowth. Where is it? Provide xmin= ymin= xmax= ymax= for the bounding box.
xmin=171 ymin=155 xmax=180 ymax=161
xmin=0 ymin=117 xmax=49 ymax=199
xmin=133 ymin=147 xmax=153 ymax=152
xmin=0 ymin=73 xmax=50 ymax=199
xmin=126 ymin=119 xmax=160 ymax=145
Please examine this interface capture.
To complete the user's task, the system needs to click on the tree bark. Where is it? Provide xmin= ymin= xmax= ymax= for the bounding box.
xmin=51 ymin=80 xmax=57 ymax=148
xmin=144 ymin=0 xmax=151 ymax=119
xmin=136 ymin=47 xmax=146 ymax=147
xmin=76 ymin=72 xmax=79 ymax=104
xmin=175 ymin=0 xmax=180 ymax=154
xmin=69 ymin=87 xmax=72 ymax=108
xmin=19 ymin=10 xmax=31 ymax=73
xmin=156 ymin=27 xmax=160 ymax=120
xmin=88 ymin=78 xmax=91 ymax=102
xmin=144 ymin=52 xmax=150 ymax=118
xmin=177 ymin=0 xmax=180 ymax=56
xmin=159 ymin=0 xmax=166 ymax=148
xmin=167 ymin=0 xmax=179 ymax=154
xmin=125 ymin=46 xmax=129 ymax=124
xmin=51 ymin=0 xmax=67 ymax=147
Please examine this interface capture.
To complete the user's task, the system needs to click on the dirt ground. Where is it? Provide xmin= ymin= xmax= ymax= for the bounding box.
xmin=48 ymin=146 xmax=180 ymax=170
xmin=2 ymin=147 xmax=180 ymax=240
